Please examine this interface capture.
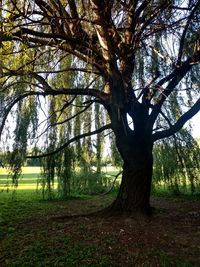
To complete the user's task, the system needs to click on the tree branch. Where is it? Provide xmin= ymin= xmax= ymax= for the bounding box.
xmin=35 ymin=101 xmax=93 ymax=139
xmin=33 ymin=68 xmax=100 ymax=75
xmin=2 ymin=70 xmax=109 ymax=103
xmin=149 ymin=50 xmax=200 ymax=128
xmin=27 ymin=123 xmax=112 ymax=158
xmin=152 ymin=98 xmax=200 ymax=141
xmin=89 ymin=0 xmax=117 ymax=70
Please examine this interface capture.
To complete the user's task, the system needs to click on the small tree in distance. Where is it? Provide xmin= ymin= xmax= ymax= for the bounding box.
xmin=0 ymin=0 xmax=200 ymax=216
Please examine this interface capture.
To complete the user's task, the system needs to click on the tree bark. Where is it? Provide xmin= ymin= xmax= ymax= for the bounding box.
xmin=108 ymin=131 xmax=154 ymax=216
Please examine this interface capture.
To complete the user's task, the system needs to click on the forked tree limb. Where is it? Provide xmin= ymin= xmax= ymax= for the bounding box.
xmin=35 ymin=101 xmax=93 ymax=139
xmin=2 ymin=70 xmax=109 ymax=102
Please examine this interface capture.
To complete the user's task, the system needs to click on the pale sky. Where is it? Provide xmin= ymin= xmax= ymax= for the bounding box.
xmin=191 ymin=112 xmax=200 ymax=138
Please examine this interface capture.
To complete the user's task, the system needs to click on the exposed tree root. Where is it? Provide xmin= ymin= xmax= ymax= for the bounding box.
xmin=50 ymin=203 xmax=155 ymax=221
xmin=50 ymin=206 xmax=112 ymax=221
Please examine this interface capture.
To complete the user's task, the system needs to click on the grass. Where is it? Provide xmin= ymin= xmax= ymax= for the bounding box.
xmin=0 ymin=167 xmax=199 ymax=266
xmin=0 ymin=189 xmax=197 ymax=266
xmin=0 ymin=166 xmax=121 ymax=192
xmin=152 ymin=184 xmax=200 ymax=201
xmin=0 ymin=167 xmax=41 ymax=191
xmin=0 ymin=188 xmax=115 ymax=266
xmin=1 ymin=166 xmax=199 ymax=199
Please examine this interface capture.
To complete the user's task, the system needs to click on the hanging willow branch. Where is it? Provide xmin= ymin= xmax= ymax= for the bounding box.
xmin=27 ymin=123 xmax=112 ymax=158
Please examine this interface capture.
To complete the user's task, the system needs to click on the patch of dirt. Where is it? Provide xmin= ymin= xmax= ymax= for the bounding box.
xmin=1 ymin=196 xmax=200 ymax=266
xmin=56 ymin=197 xmax=200 ymax=266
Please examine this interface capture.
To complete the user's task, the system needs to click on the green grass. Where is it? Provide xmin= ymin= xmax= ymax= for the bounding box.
xmin=0 ymin=189 xmax=114 ymax=267
xmin=0 ymin=167 xmax=41 ymax=191
xmin=152 ymin=184 xmax=200 ymax=201
xmin=0 ymin=189 xmax=196 ymax=267
xmin=0 ymin=167 xmax=198 ymax=267
xmin=0 ymin=166 xmax=121 ymax=192
xmin=1 ymin=166 xmax=200 ymax=200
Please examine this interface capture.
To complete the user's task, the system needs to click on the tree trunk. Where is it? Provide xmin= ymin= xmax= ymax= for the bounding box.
xmin=109 ymin=132 xmax=154 ymax=216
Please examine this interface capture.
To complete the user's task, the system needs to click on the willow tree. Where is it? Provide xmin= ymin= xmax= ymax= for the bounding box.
xmin=1 ymin=0 xmax=200 ymax=215
xmin=153 ymin=130 xmax=200 ymax=194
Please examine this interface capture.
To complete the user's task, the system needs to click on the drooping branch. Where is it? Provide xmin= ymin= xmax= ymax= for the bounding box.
xmin=177 ymin=0 xmax=200 ymax=65
xmin=0 ymin=85 xmax=109 ymax=139
xmin=152 ymin=98 xmax=200 ymax=141
xmin=27 ymin=123 xmax=112 ymax=158
xmin=0 ymin=91 xmax=45 ymax=139
xmin=2 ymin=69 xmax=109 ymax=102
xmin=35 ymin=101 xmax=94 ymax=140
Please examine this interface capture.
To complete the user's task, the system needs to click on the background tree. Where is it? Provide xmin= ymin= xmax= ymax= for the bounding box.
xmin=1 ymin=0 xmax=200 ymax=215
xmin=153 ymin=130 xmax=200 ymax=195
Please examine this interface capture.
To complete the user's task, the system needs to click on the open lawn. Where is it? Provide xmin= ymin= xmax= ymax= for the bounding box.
xmin=0 ymin=167 xmax=41 ymax=191
xmin=0 ymin=167 xmax=200 ymax=266
xmin=0 ymin=166 xmax=120 ymax=192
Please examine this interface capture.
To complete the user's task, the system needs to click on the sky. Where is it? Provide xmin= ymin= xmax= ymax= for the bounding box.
xmin=191 ymin=112 xmax=200 ymax=138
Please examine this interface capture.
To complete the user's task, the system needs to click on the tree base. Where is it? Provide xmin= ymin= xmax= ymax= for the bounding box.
xmin=98 ymin=202 xmax=154 ymax=218
xmin=50 ymin=202 xmax=155 ymax=221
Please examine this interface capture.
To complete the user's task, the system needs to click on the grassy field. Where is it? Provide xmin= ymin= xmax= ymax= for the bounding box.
xmin=0 ymin=167 xmax=41 ymax=191
xmin=0 ymin=166 xmax=121 ymax=193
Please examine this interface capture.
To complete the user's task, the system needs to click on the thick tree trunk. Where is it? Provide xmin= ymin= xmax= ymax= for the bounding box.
xmin=109 ymin=132 xmax=154 ymax=216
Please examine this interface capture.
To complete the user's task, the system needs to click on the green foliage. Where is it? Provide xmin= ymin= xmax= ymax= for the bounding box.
xmin=56 ymin=147 xmax=74 ymax=199
xmin=70 ymin=171 xmax=113 ymax=195
xmin=6 ymin=96 xmax=38 ymax=187
xmin=40 ymin=155 xmax=56 ymax=200
xmin=95 ymin=102 xmax=104 ymax=173
xmin=39 ymin=98 xmax=57 ymax=200
xmin=153 ymin=130 xmax=200 ymax=195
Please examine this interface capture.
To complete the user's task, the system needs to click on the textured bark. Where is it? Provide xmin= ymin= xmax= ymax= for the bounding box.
xmin=109 ymin=132 xmax=154 ymax=216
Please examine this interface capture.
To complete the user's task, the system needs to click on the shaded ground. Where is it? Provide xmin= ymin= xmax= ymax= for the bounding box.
xmin=0 ymin=194 xmax=200 ymax=266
